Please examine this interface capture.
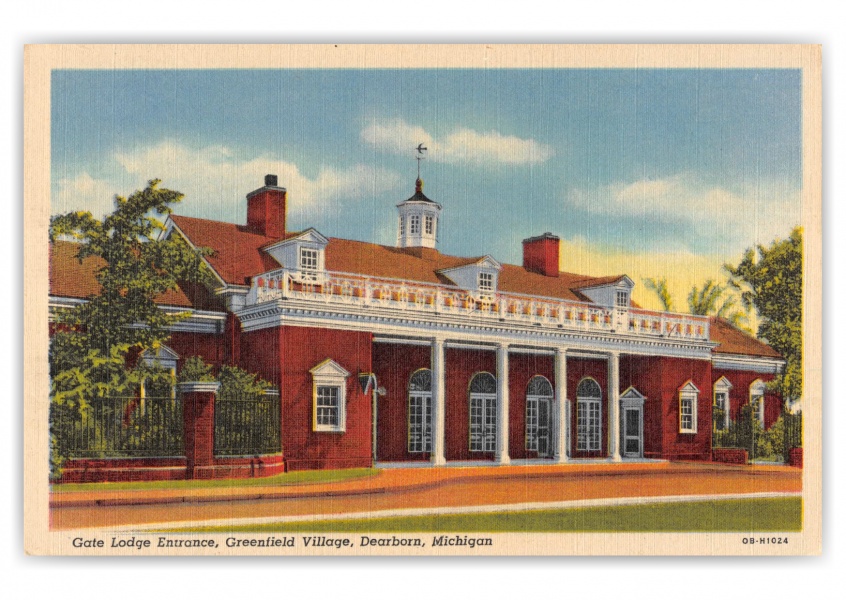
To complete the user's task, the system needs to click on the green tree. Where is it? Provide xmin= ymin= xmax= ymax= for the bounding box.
xmin=49 ymin=179 xmax=210 ymax=472
xmin=642 ymin=277 xmax=674 ymax=312
xmin=641 ymin=277 xmax=749 ymax=329
xmin=725 ymin=227 xmax=803 ymax=402
xmin=687 ymin=280 xmax=749 ymax=329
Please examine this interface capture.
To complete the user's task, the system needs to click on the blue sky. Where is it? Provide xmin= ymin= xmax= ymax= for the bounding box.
xmin=51 ymin=68 xmax=802 ymax=308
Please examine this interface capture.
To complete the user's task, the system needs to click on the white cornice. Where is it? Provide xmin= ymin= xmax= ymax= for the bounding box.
xmin=236 ymin=299 xmax=716 ymax=361
xmin=712 ymin=354 xmax=785 ymax=374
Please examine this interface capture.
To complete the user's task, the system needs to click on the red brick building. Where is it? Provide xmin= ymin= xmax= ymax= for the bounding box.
xmin=49 ymin=174 xmax=785 ymax=479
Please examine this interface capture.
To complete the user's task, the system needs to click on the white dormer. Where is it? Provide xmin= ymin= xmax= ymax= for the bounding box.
xmin=438 ymin=256 xmax=503 ymax=298
xmin=263 ymin=228 xmax=329 ymax=283
xmin=397 ymin=178 xmax=442 ymax=249
xmin=575 ymin=276 xmax=635 ymax=309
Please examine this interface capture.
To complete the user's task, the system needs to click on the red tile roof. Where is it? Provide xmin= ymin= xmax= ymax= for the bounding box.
xmin=169 ymin=215 xmax=282 ymax=286
xmin=169 ymin=215 xmax=630 ymax=304
xmin=709 ymin=317 xmax=783 ymax=359
xmin=49 ymin=240 xmax=224 ymax=311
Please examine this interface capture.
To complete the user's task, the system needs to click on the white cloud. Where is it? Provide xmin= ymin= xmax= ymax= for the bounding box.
xmin=569 ymin=174 xmax=801 ymax=249
xmin=54 ymin=141 xmax=402 ymax=221
xmin=361 ymin=118 xmax=554 ymax=165
xmin=54 ymin=172 xmax=121 ymax=219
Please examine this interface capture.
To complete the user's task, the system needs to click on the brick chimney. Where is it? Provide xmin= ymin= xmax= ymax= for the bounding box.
xmin=522 ymin=233 xmax=560 ymax=277
xmin=246 ymin=174 xmax=287 ymax=238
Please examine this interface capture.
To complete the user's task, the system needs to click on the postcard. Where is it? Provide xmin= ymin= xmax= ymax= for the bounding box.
xmin=24 ymin=44 xmax=821 ymax=555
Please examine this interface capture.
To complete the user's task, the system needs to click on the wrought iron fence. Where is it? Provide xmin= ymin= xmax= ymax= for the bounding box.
xmin=713 ymin=403 xmax=802 ymax=463
xmin=52 ymin=395 xmax=184 ymax=458
xmin=214 ymin=391 xmax=281 ymax=456
xmin=783 ymin=410 xmax=803 ymax=456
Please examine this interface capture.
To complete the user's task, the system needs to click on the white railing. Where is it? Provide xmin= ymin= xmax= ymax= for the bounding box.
xmin=246 ymin=268 xmax=710 ymax=341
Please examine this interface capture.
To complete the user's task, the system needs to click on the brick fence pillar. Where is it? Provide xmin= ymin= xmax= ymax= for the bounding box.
xmin=177 ymin=381 xmax=220 ymax=479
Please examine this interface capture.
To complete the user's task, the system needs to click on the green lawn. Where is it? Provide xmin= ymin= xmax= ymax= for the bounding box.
xmin=52 ymin=468 xmax=379 ymax=493
xmin=175 ymin=497 xmax=801 ymax=533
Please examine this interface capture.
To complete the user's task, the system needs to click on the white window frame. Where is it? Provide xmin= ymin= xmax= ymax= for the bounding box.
xmin=410 ymin=214 xmax=421 ymax=235
xmin=713 ymin=377 xmax=733 ymax=432
xmin=408 ymin=369 xmax=433 ymax=453
xmin=299 ymin=247 xmax=319 ymax=273
xmin=576 ymin=378 xmax=602 ymax=452
xmin=525 ymin=376 xmax=553 ymax=453
xmin=399 ymin=216 xmax=405 ymax=237
xmin=310 ymin=359 xmax=349 ymax=433
xmin=469 ymin=373 xmax=497 ymax=452
xmin=615 ymin=289 xmax=629 ymax=308
xmin=478 ymin=272 xmax=494 ymax=293
xmin=424 ymin=214 xmax=434 ymax=235
xmin=750 ymin=379 xmax=766 ymax=427
xmin=679 ymin=381 xmax=700 ymax=434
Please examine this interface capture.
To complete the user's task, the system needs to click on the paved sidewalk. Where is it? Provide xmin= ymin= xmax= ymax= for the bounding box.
xmin=50 ymin=461 xmax=800 ymax=509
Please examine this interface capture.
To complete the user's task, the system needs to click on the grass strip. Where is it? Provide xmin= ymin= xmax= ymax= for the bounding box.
xmin=53 ymin=468 xmax=379 ymax=493
xmin=171 ymin=497 xmax=802 ymax=533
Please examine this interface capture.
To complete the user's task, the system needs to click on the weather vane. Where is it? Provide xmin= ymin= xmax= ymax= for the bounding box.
xmin=415 ymin=143 xmax=427 ymax=179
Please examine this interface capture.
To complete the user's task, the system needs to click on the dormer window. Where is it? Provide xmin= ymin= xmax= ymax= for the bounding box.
xmin=478 ymin=272 xmax=494 ymax=293
xmin=262 ymin=228 xmax=329 ymax=283
xmin=616 ymin=290 xmax=629 ymax=308
xmin=410 ymin=215 xmax=420 ymax=235
xmin=425 ymin=215 xmax=434 ymax=235
xmin=300 ymin=247 xmax=319 ymax=273
xmin=438 ymin=256 xmax=503 ymax=297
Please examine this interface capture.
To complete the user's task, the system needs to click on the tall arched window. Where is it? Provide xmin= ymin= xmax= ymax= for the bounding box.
xmin=526 ymin=376 xmax=553 ymax=454
xmin=469 ymin=372 xmax=497 ymax=452
xmin=713 ymin=377 xmax=733 ymax=432
xmin=576 ymin=378 xmax=602 ymax=452
xmin=750 ymin=379 xmax=766 ymax=427
xmin=408 ymin=369 xmax=432 ymax=453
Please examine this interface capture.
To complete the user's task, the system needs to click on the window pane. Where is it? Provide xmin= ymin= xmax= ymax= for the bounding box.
xmin=317 ymin=386 xmax=339 ymax=426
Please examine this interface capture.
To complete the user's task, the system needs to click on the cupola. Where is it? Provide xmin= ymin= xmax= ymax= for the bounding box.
xmin=396 ymin=178 xmax=442 ymax=249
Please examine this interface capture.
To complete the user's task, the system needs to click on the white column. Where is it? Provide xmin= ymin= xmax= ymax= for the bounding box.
xmin=608 ymin=351 xmax=622 ymax=461
xmin=554 ymin=347 xmax=569 ymax=463
xmin=496 ymin=343 xmax=511 ymax=465
xmin=430 ymin=337 xmax=446 ymax=466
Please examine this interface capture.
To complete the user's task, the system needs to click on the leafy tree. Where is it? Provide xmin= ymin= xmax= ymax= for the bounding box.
xmin=687 ymin=280 xmax=749 ymax=329
xmin=642 ymin=277 xmax=674 ymax=312
xmin=725 ymin=227 xmax=803 ymax=402
xmin=641 ymin=277 xmax=749 ymax=329
xmin=49 ymin=179 xmax=210 ymax=473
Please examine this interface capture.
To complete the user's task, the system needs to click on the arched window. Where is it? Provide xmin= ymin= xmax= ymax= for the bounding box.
xmin=408 ymin=369 xmax=433 ymax=453
xmin=576 ymin=378 xmax=602 ymax=452
xmin=713 ymin=377 xmax=733 ymax=432
xmin=526 ymin=376 xmax=553 ymax=454
xmin=750 ymin=379 xmax=766 ymax=427
xmin=469 ymin=372 xmax=497 ymax=452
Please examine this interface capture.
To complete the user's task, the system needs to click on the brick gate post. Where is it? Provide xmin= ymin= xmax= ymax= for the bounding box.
xmin=177 ymin=381 xmax=220 ymax=479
